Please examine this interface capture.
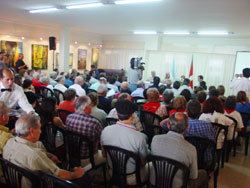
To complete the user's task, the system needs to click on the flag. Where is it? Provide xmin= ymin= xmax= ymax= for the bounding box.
xmin=171 ymin=56 xmax=175 ymax=80
xmin=189 ymin=55 xmax=193 ymax=89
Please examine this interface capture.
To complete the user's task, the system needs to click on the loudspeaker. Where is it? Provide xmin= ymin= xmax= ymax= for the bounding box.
xmin=49 ymin=36 xmax=56 ymax=50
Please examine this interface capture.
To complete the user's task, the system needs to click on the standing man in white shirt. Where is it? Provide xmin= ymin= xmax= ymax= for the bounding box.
xmin=126 ymin=58 xmax=141 ymax=92
xmin=0 ymin=68 xmax=34 ymax=116
xmin=230 ymin=68 xmax=250 ymax=97
xmin=69 ymin=76 xmax=86 ymax=97
xmin=54 ymin=76 xmax=67 ymax=93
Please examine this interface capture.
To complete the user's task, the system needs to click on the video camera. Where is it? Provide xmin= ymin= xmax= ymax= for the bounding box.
xmin=132 ymin=57 xmax=145 ymax=69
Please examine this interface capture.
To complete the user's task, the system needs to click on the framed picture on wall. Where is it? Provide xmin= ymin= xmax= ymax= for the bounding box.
xmin=32 ymin=44 xmax=48 ymax=69
xmin=92 ymin=48 xmax=99 ymax=68
xmin=78 ymin=49 xmax=87 ymax=69
xmin=0 ymin=40 xmax=23 ymax=68
xmin=56 ymin=53 xmax=73 ymax=68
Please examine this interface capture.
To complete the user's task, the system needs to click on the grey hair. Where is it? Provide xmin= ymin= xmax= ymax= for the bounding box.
xmin=57 ymin=76 xmax=65 ymax=82
xmin=0 ymin=101 xmax=8 ymax=117
xmin=15 ymin=115 xmax=40 ymax=137
xmin=75 ymin=76 xmax=84 ymax=84
xmin=33 ymin=72 xmax=40 ymax=79
xmin=137 ymin=80 xmax=145 ymax=88
xmin=75 ymin=96 xmax=91 ymax=113
xmin=169 ymin=112 xmax=188 ymax=133
xmin=163 ymin=89 xmax=174 ymax=102
xmin=97 ymin=84 xmax=108 ymax=94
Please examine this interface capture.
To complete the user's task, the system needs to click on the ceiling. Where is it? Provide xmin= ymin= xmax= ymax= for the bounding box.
xmin=1 ymin=0 xmax=250 ymax=42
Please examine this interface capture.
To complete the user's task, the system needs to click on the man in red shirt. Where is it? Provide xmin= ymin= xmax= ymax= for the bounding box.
xmin=58 ymin=88 xmax=76 ymax=113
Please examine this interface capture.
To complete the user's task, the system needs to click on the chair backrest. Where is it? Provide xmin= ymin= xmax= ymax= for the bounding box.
xmin=40 ymin=86 xmax=54 ymax=98
xmin=185 ymin=136 xmax=216 ymax=171
xmin=87 ymin=89 xmax=97 ymax=94
xmin=106 ymin=117 xmax=118 ymax=125
xmin=140 ymin=111 xmax=162 ymax=127
xmin=39 ymin=170 xmax=80 ymax=188
xmin=239 ymin=112 xmax=250 ymax=133
xmin=148 ymin=155 xmax=190 ymax=188
xmin=225 ymin=115 xmax=238 ymax=141
xmin=54 ymin=89 xmax=65 ymax=105
xmin=56 ymin=109 xmax=72 ymax=124
xmin=133 ymin=97 xmax=144 ymax=103
xmin=64 ymin=130 xmax=94 ymax=168
xmin=102 ymin=145 xmax=142 ymax=186
xmin=0 ymin=157 xmax=40 ymax=188
xmin=211 ymin=122 xmax=229 ymax=145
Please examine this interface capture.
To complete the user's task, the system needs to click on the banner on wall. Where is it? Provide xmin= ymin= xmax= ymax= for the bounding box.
xmin=0 ymin=40 xmax=23 ymax=67
xmin=32 ymin=44 xmax=48 ymax=69
xmin=78 ymin=49 xmax=87 ymax=69
xmin=56 ymin=53 xmax=73 ymax=69
xmin=92 ymin=48 xmax=99 ymax=68
xmin=189 ymin=55 xmax=194 ymax=89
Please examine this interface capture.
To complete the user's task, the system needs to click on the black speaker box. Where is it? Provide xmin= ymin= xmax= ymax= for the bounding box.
xmin=49 ymin=37 xmax=56 ymax=50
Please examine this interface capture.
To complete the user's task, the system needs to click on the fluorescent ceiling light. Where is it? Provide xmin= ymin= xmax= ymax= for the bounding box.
xmin=197 ymin=31 xmax=229 ymax=35
xmin=164 ymin=32 xmax=190 ymax=35
xmin=66 ymin=3 xmax=103 ymax=9
xmin=115 ymin=0 xmax=160 ymax=5
xmin=29 ymin=8 xmax=58 ymax=13
xmin=134 ymin=31 xmax=157 ymax=35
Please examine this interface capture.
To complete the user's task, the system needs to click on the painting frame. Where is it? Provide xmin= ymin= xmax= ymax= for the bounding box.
xmin=32 ymin=44 xmax=48 ymax=70
xmin=78 ymin=49 xmax=87 ymax=69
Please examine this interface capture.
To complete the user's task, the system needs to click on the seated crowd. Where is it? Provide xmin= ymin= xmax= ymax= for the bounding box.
xmin=0 ymin=66 xmax=250 ymax=188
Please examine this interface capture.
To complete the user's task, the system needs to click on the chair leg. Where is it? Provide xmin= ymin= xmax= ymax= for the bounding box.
xmin=245 ymin=136 xmax=249 ymax=156
xmin=102 ymin=165 xmax=107 ymax=188
xmin=233 ymin=141 xmax=236 ymax=157
xmin=221 ymin=149 xmax=225 ymax=168
xmin=214 ymin=169 xmax=219 ymax=188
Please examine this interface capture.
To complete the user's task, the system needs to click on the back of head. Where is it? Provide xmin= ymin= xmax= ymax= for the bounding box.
xmin=147 ymin=88 xmax=159 ymax=102
xmin=209 ymin=88 xmax=219 ymax=97
xmin=187 ymin=99 xmax=201 ymax=119
xmin=64 ymin=88 xmax=76 ymax=101
xmin=153 ymin=76 xmax=160 ymax=86
xmin=243 ymin=68 xmax=250 ymax=78
xmin=173 ymin=81 xmax=180 ymax=89
xmin=97 ymin=84 xmax=108 ymax=95
xmin=169 ymin=112 xmax=188 ymax=133
xmin=50 ymin=71 xmax=57 ymax=78
xmin=159 ymin=85 xmax=167 ymax=94
xmin=40 ymin=97 xmax=57 ymax=115
xmin=137 ymin=80 xmax=145 ymax=88
xmin=180 ymin=89 xmax=191 ymax=102
xmin=163 ymin=89 xmax=174 ymax=103
xmin=15 ymin=115 xmax=40 ymax=137
xmin=118 ymin=93 xmax=131 ymax=101
xmin=75 ymin=96 xmax=91 ymax=113
xmin=87 ymin=92 xmax=99 ymax=106
xmin=202 ymin=96 xmax=224 ymax=114
xmin=236 ymin=91 xmax=247 ymax=103
xmin=183 ymin=78 xmax=190 ymax=86
xmin=33 ymin=72 xmax=40 ymax=79
xmin=197 ymin=91 xmax=207 ymax=103
xmin=23 ymin=79 xmax=32 ymax=89
xmin=115 ymin=100 xmax=137 ymax=121
xmin=121 ymin=81 xmax=129 ymax=89
xmin=57 ymin=76 xmax=65 ymax=83
xmin=89 ymin=70 xmax=95 ymax=77
xmin=100 ymin=77 xmax=107 ymax=84
xmin=217 ymin=85 xmax=225 ymax=95
xmin=194 ymin=86 xmax=204 ymax=94
xmin=173 ymin=96 xmax=187 ymax=111
xmin=109 ymin=76 xmax=116 ymax=84
xmin=198 ymin=75 xmax=203 ymax=80
xmin=224 ymin=95 xmax=236 ymax=110
xmin=120 ymin=87 xmax=131 ymax=95
xmin=41 ymin=76 xmax=50 ymax=85
xmin=75 ymin=76 xmax=83 ymax=84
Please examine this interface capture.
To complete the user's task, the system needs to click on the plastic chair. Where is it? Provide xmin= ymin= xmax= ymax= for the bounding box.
xmin=103 ymin=145 xmax=148 ymax=188
xmin=211 ymin=123 xmax=228 ymax=168
xmin=64 ymin=130 xmax=107 ymax=187
xmin=54 ymin=89 xmax=65 ymax=105
xmin=148 ymin=155 xmax=190 ymax=188
xmin=56 ymin=109 xmax=72 ymax=124
xmin=0 ymin=157 xmax=40 ymax=188
xmin=40 ymin=86 xmax=54 ymax=98
xmin=185 ymin=136 xmax=218 ymax=188
xmin=238 ymin=112 xmax=250 ymax=156
xmin=106 ymin=117 xmax=118 ymax=125
xmin=39 ymin=170 xmax=80 ymax=188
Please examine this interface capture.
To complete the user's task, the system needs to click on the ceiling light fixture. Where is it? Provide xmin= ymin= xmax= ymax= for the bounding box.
xmin=164 ymin=32 xmax=190 ymax=35
xmin=115 ymin=0 xmax=161 ymax=5
xmin=99 ymin=44 xmax=103 ymax=48
xmin=21 ymin=37 xmax=25 ymax=40
xmin=88 ymin=42 xmax=91 ymax=46
xmin=197 ymin=31 xmax=229 ymax=35
xmin=133 ymin=31 xmax=157 ymax=35
xmin=40 ymin=37 xmax=43 ymax=40
xmin=74 ymin=41 xmax=78 ymax=44
xmin=29 ymin=8 xmax=58 ymax=13
xmin=66 ymin=3 xmax=103 ymax=9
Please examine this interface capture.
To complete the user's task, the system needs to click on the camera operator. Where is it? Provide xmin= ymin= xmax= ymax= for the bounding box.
xmin=126 ymin=58 xmax=142 ymax=92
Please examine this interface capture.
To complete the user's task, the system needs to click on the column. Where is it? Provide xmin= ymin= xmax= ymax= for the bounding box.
xmin=59 ymin=27 xmax=70 ymax=72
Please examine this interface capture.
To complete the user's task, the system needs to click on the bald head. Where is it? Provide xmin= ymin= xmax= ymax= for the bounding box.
xmin=121 ymin=81 xmax=129 ymax=89
xmin=169 ymin=112 xmax=188 ymax=133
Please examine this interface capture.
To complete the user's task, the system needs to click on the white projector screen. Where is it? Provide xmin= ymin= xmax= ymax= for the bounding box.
xmin=234 ymin=51 xmax=250 ymax=76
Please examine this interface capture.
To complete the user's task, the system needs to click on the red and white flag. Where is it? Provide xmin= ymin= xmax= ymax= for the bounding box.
xmin=189 ymin=55 xmax=193 ymax=89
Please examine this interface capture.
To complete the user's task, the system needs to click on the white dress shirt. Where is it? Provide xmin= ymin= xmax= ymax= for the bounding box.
xmin=89 ymin=77 xmax=99 ymax=85
xmin=126 ymin=67 xmax=140 ymax=85
xmin=69 ymin=84 xmax=86 ymax=97
xmin=131 ymin=88 xmax=145 ymax=98
xmin=0 ymin=82 xmax=34 ymax=114
xmin=230 ymin=77 xmax=250 ymax=96
xmin=178 ymin=85 xmax=193 ymax=95
xmin=107 ymin=84 xmax=119 ymax=93
xmin=54 ymin=83 xmax=67 ymax=93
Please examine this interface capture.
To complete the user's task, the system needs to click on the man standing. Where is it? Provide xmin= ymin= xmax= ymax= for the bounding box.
xmin=101 ymin=100 xmax=148 ymax=185
xmin=151 ymin=112 xmax=208 ymax=188
xmin=126 ymin=58 xmax=141 ymax=92
xmin=3 ymin=114 xmax=88 ymax=187
xmin=15 ymin=53 xmax=27 ymax=73
xmin=0 ymin=68 xmax=34 ymax=115
xmin=66 ymin=96 xmax=104 ymax=167
xmin=230 ymin=68 xmax=250 ymax=97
